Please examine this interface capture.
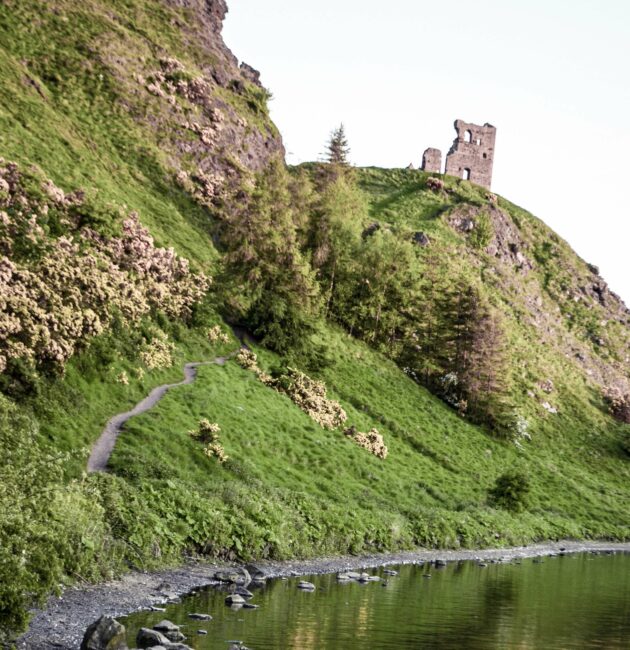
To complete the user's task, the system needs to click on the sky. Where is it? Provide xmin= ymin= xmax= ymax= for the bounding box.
xmin=223 ymin=0 xmax=630 ymax=304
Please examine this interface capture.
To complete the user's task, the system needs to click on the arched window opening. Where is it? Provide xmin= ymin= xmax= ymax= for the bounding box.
xmin=464 ymin=130 xmax=472 ymax=143
xmin=463 ymin=168 xmax=471 ymax=181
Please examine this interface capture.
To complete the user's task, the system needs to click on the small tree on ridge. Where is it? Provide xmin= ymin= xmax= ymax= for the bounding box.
xmin=326 ymin=124 xmax=350 ymax=166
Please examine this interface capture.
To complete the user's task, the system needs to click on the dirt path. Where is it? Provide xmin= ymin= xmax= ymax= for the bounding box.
xmin=87 ymin=353 xmax=237 ymax=473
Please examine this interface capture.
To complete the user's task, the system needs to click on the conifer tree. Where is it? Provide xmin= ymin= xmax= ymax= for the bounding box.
xmin=326 ymin=124 xmax=351 ymax=166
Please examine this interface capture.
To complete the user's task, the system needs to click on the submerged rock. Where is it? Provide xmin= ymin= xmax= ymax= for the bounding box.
xmin=188 ymin=613 xmax=212 ymax=620
xmin=297 ymin=581 xmax=316 ymax=590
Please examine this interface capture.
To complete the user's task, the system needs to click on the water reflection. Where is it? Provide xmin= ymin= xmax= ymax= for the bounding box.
xmin=123 ymin=553 xmax=630 ymax=649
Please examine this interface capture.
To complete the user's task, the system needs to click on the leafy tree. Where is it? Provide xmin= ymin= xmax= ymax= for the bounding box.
xmin=325 ymin=123 xmax=351 ymax=166
xmin=218 ymin=158 xmax=319 ymax=353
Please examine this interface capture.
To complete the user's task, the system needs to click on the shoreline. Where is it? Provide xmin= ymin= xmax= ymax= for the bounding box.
xmin=17 ymin=539 xmax=630 ymax=649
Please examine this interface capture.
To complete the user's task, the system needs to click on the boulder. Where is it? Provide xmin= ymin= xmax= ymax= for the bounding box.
xmin=225 ymin=593 xmax=246 ymax=605
xmin=153 ymin=621 xmax=179 ymax=633
xmin=412 ymin=231 xmax=430 ymax=247
xmin=297 ymin=581 xmax=316 ymax=590
xmin=214 ymin=567 xmax=251 ymax=585
xmin=81 ymin=616 xmax=127 ymax=650
xmin=188 ymin=613 xmax=212 ymax=620
xmin=152 ymin=621 xmax=185 ymax=643
xmin=136 ymin=628 xmax=170 ymax=649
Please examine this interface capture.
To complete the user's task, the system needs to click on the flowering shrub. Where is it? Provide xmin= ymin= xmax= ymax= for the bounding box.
xmin=236 ymin=350 xmax=347 ymax=430
xmin=207 ymin=325 xmax=231 ymax=344
xmin=426 ymin=177 xmax=445 ymax=192
xmin=344 ymin=426 xmax=388 ymax=459
xmin=604 ymin=388 xmax=630 ymax=423
xmin=272 ymin=368 xmax=347 ymax=430
xmin=189 ymin=419 xmax=228 ymax=463
xmin=0 ymin=162 xmax=210 ymax=378
xmin=116 ymin=371 xmax=129 ymax=385
xmin=140 ymin=331 xmax=174 ymax=370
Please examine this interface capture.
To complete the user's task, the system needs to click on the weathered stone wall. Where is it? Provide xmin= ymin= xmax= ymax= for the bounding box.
xmin=444 ymin=119 xmax=496 ymax=189
xmin=421 ymin=147 xmax=442 ymax=173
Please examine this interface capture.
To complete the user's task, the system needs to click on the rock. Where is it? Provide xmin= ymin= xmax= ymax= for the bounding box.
xmin=435 ymin=559 xmax=447 ymax=567
xmin=225 ymin=593 xmax=246 ymax=605
xmin=336 ymin=573 xmax=352 ymax=581
xmin=81 ymin=616 xmax=127 ymax=650
xmin=477 ymin=562 xmax=488 ymax=568
xmin=214 ymin=568 xmax=251 ymax=585
xmin=245 ymin=563 xmax=267 ymax=582
xmin=136 ymin=628 xmax=170 ymax=649
xmin=153 ymin=621 xmax=179 ymax=633
xmin=234 ymin=586 xmax=254 ymax=598
xmin=368 ymin=576 xmax=381 ymax=582
xmin=150 ymin=606 xmax=166 ymax=612
xmin=383 ymin=569 xmax=398 ymax=576
xmin=197 ymin=630 xmax=208 ymax=635
xmin=362 ymin=222 xmax=381 ymax=239
xmin=412 ymin=231 xmax=430 ymax=247
xmin=357 ymin=573 xmax=370 ymax=583
xmin=297 ymin=581 xmax=316 ymax=590
xmin=242 ymin=603 xmax=259 ymax=609
xmin=346 ymin=571 xmax=362 ymax=580
xmin=188 ymin=613 xmax=212 ymax=620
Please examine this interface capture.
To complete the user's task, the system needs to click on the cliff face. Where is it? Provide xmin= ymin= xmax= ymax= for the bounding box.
xmin=0 ymin=0 xmax=284 ymax=240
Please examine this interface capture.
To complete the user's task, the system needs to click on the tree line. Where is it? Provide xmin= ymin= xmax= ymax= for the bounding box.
xmin=214 ymin=127 xmax=513 ymax=434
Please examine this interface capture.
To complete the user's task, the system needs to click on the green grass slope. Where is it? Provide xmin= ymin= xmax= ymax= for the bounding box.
xmin=1 ymin=0 xmax=629 ymax=642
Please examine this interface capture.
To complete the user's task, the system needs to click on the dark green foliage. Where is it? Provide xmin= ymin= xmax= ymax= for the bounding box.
xmin=489 ymin=471 xmax=531 ymax=512
xmin=325 ymin=123 xmax=350 ymax=166
xmin=468 ymin=212 xmax=494 ymax=249
xmin=217 ymin=158 xmax=318 ymax=353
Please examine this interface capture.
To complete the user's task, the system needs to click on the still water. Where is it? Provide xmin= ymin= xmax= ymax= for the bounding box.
xmin=123 ymin=552 xmax=630 ymax=649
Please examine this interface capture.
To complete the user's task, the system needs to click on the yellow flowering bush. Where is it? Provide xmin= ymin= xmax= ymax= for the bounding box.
xmin=344 ymin=426 xmax=388 ymax=459
xmin=0 ymin=161 xmax=210 ymax=377
xmin=188 ymin=418 xmax=228 ymax=463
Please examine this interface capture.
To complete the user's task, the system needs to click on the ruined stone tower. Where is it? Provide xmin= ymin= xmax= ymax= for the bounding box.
xmin=421 ymin=119 xmax=496 ymax=189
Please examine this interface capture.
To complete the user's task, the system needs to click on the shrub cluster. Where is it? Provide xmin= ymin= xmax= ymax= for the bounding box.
xmin=604 ymin=388 xmax=630 ymax=423
xmin=140 ymin=331 xmax=175 ymax=370
xmin=0 ymin=161 xmax=209 ymax=379
xmin=207 ymin=324 xmax=231 ymax=344
xmin=236 ymin=350 xmax=347 ymax=430
xmin=344 ymin=425 xmax=388 ymax=459
xmin=189 ymin=418 xmax=228 ymax=463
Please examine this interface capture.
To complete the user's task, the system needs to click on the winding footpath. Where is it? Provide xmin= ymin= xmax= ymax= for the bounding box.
xmin=87 ymin=353 xmax=238 ymax=473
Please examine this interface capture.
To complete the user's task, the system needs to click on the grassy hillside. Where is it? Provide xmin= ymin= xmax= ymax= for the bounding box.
xmin=1 ymin=0 xmax=629 ymax=643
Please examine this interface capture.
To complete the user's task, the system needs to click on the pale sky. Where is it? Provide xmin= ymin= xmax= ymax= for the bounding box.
xmin=224 ymin=1 xmax=630 ymax=304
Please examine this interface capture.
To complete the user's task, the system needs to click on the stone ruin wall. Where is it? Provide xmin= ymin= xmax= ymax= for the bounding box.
xmin=421 ymin=119 xmax=496 ymax=190
xmin=421 ymin=148 xmax=441 ymax=174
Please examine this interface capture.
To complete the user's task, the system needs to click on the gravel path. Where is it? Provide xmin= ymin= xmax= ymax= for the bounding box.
xmin=17 ymin=540 xmax=630 ymax=649
xmin=87 ymin=355 xmax=236 ymax=472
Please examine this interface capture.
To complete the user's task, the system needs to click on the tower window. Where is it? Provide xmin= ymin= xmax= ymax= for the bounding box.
xmin=463 ymin=168 xmax=471 ymax=180
xmin=464 ymin=130 xmax=472 ymax=143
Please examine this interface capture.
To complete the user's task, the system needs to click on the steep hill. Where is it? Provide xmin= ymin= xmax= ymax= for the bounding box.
xmin=0 ymin=0 xmax=628 ymax=643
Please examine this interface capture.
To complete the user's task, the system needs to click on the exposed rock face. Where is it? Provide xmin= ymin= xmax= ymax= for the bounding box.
xmin=102 ymin=0 xmax=284 ymax=206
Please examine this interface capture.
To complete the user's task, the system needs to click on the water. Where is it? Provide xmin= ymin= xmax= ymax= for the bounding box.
xmin=123 ymin=553 xmax=630 ymax=649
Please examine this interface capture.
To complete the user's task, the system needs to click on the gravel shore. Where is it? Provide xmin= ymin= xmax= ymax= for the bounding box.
xmin=17 ymin=540 xmax=630 ymax=649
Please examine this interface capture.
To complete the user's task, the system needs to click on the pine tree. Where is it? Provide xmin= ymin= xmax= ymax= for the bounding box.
xmin=326 ymin=124 xmax=351 ymax=166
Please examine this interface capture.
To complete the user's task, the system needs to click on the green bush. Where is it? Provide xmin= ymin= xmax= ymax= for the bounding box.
xmin=488 ymin=470 xmax=531 ymax=512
